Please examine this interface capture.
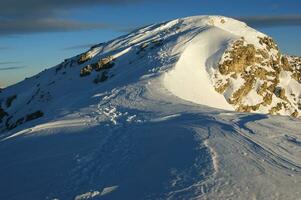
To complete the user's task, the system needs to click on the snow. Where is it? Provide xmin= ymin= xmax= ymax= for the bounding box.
xmin=0 ymin=15 xmax=301 ymax=200
xmin=74 ymin=186 xmax=118 ymax=200
xmin=242 ymin=89 xmax=263 ymax=106
xmin=163 ymin=27 xmax=234 ymax=110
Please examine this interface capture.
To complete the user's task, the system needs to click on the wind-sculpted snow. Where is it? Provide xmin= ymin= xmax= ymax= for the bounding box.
xmin=1 ymin=79 xmax=301 ymax=199
xmin=0 ymin=16 xmax=301 ymax=199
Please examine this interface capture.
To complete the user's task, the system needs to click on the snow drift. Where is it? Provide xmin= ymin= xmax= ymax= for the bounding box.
xmin=163 ymin=26 xmax=234 ymax=110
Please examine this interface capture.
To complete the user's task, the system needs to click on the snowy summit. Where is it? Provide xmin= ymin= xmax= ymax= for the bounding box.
xmin=0 ymin=16 xmax=301 ymax=200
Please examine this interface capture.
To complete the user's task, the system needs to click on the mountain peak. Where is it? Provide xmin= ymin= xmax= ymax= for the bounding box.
xmin=0 ymin=15 xmax=300 ymax=132
xmin=1 ymin=15 xmax=301 ymax=200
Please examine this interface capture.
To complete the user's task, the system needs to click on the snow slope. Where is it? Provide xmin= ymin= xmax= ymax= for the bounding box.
xmin=163 ymin=26 xmax=235 ymax=110
xmin=0 ymin=16 xmax=301 ymax=200
xmin=163 ymin=16 xmax=266 ymax=111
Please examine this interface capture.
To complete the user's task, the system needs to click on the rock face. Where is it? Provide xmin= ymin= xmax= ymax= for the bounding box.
xmin=213 ymin=36 xmax=301 ymax=117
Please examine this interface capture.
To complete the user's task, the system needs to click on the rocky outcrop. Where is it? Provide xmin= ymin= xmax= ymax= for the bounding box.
xmin=78 ymin=51 xmax=94 ymax=64
xmin=287 ymin=56 xmax=301 ymax=83
xmin=213 ymin=36 xmax=301 ymax=118
xmin=25 ymin=110 xmax=44 ymax=122
xmin=80 ymin=65 xmax=93 ymax=77
xmin=91 ymin=56 xmax=115 ymax=71
xmin=6 ymin=94 xmax=17 ymax=108
xmin=5 ymin=110 xmax=44 ymax=130
xmin=80 ymin=56 xmax=115 ymax=77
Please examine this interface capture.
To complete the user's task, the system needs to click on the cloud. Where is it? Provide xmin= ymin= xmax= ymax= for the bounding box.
xmin=238 ymin=15 xmax=301 ymax=28
xmin=0 ymin=46 xmax=11 ymax=50
xmin=0 ymin=18 xmax=109 ymax=35
xmin=0 ymin=61 xmax=21 ymax=65
xmin=0 ymin=0 xmax=140 ymax=18
xmin=0 ymin=66 xmax=27 ymax=71
xmin=0 ymin=0 xmax=141 ymax=35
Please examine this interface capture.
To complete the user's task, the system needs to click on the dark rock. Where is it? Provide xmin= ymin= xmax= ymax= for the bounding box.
xmin=6 ymin=94 xmax=17 ymax=108
xmin=26 ymin=111 xmax=44 ymax=122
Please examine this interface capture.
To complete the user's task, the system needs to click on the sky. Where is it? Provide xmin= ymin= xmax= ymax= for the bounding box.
xmin=0 ymin=0 xmax=301 ymax=88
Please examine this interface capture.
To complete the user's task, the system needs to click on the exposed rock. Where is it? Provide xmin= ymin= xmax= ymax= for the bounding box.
xmin=218 ymin=39 xmax=256 ymax=75
xmin=214 ymin=35 xmax=301 ymax=118
xmin=229 ymin=77 xmax=255 ymax=105
xmin=26 ymin=110 xmax=44 ymax=122
xmin=6 ymin=94 xmax=17 ymax=108
xmin=80 ymin=65 xmax=93 ymax=77
xmin=91 ymin=56 xmax=115 ymax=71
xmin=257 ymin=82 xmax=268 ymax=96
xmin=258 ymin=36 xmax=278 ymax=51
xmin=262 ymin=93 xmax=273 ymax=106
xmin=215 ymin=80 xmax=230 ymax=93
xmin=5 ymin=110 xmax=44 ymax=130
xmin=0 ymin=107 xmax=8 ymax=122
xmin=281 ymin=57 xmax=292 ymax=71
xmin=80 ymin=56 xmax=115 ymax=77
xmin=274 ymin=87 xmax=287 ymax=101
xmin=287 ymin=56 xmax=301 ymax=83
xmin=151 ymin=39 xmax=164 ymax=48
xmin=291 ymin=110 xmax=299 ymax=118
xmin=78 ymin=51 xmax=93 ymax=64
xmin=269 ymin=103 xmax=283 ymax=115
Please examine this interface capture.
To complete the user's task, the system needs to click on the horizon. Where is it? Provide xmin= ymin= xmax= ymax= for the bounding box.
xmin=1 ymin=0 xmax=301 ymax=88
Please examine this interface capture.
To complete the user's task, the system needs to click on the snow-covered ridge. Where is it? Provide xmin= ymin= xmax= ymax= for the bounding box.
xmin=1 ymin=16 xmax=301 ymax=200
xmin=0 ymin=15 xmax=300 ymax=133
xmin=163 ymin=16 xmax=301 ymax=117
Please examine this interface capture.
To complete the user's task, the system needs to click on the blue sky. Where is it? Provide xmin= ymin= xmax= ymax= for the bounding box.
xmin=0 ymin=0 xmax=301 ymax=87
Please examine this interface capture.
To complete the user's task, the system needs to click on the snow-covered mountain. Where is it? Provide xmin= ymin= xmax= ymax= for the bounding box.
xmin=1 ymin=16 xmax=301 ymax=200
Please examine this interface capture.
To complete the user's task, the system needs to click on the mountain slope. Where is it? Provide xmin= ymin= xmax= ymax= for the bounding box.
xmin=0 ymin=16 xmax=301 ymax=200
